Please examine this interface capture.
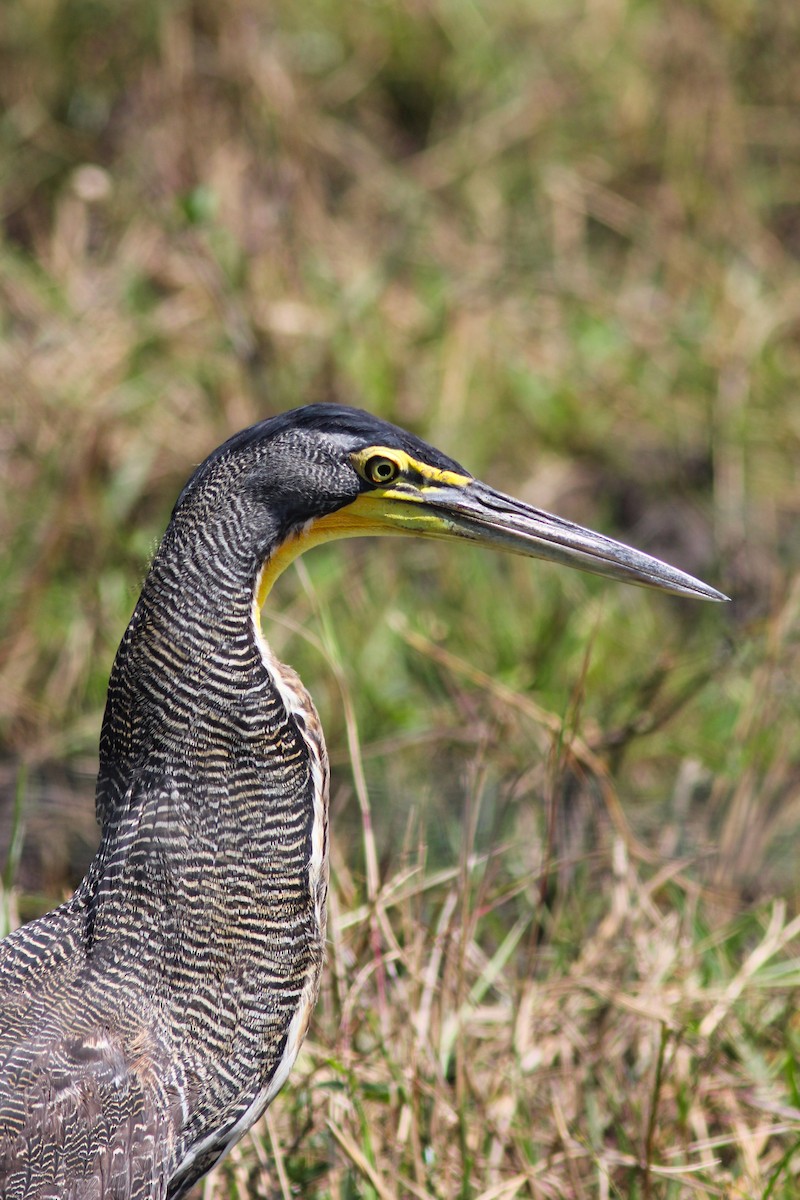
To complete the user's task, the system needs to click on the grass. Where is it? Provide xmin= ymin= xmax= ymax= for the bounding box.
xmin=1 ymin=0 xmax=800 ymax=1195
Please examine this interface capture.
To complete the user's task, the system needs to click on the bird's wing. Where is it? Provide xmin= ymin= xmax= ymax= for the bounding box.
xmin=0 ymin=912 xmax=179 ymax=1200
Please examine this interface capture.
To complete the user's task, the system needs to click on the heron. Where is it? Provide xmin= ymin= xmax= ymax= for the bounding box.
xmin=0 ymin=405 xmax=726 ymax=1198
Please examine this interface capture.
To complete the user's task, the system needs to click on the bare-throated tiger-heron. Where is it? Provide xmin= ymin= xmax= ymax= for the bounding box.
xmin=0 ymin=405 xmax=726 ymax=1197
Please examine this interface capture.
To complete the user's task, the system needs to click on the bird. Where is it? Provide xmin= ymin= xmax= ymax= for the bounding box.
xmin=0 ymin=404 xmax=726 ymax=1199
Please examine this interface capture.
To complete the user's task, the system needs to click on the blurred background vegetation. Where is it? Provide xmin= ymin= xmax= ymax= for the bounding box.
xmin=1 ymin=0 xmax=800 ymax=1196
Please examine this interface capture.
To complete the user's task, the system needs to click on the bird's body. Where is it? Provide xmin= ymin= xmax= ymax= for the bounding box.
xmin=0 ymin=406 xmax=725 ymax=1198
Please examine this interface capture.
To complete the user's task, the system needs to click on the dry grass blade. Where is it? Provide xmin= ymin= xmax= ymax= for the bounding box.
xmin=325 ymin=1119 xmax=397 ymax=1200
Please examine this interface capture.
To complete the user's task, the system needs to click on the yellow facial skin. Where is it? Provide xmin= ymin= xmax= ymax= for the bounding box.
xmin=350 ymin=446 xmax=472 ymax=492
xmin=255 ymin=447 xmax=470 ymax=610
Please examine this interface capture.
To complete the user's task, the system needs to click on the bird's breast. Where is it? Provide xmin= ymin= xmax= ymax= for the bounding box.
xmin=250 ymin=591 xmax=330 ymax=943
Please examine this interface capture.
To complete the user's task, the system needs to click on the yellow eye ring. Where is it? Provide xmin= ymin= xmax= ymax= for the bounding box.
xmin=364 ymin=455 xmax=400 ymax=486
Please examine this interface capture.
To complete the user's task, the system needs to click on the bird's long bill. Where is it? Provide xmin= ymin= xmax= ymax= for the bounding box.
xmin=330 ymin=475 xmax=727 ymax=602
xmin=401 ymin=478 xmax=727 ymax=600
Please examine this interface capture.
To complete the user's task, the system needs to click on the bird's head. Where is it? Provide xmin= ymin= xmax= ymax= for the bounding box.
xmin=174 ymin=404 xmax=727 ymax=608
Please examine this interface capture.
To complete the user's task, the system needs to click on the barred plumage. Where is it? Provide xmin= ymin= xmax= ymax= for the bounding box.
xmin=0 ymin=405 xmax=725 ymax=1198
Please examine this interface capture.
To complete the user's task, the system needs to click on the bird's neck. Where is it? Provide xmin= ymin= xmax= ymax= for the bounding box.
xmin=75 ymin=519 xmax=330 ymax=1145
xmin=83 ymin=514 xmax=329 ymax=982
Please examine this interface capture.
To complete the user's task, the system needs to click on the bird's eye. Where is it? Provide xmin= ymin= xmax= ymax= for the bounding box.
xmin=364 ymin=455 xmax=400 ymax=486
